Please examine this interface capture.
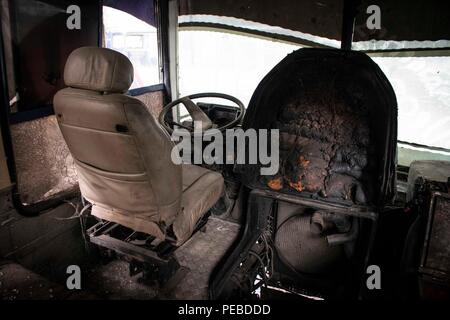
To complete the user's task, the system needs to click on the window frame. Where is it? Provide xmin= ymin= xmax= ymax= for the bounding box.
xmin=102 ymin=2 xmax=166 ymax=97
xmin=175 ymin=19 xmax=450 ymax=165
xmin=0 ymin=0 xmax=172 ymax=216
xmin=367 ymin=49 xmax=450 ymax=164
xmin=6 ymin=0 xmax=102 ymax=123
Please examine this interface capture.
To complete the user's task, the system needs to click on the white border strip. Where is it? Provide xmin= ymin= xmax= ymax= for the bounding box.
xmin=352 ymin=39 xmax=450 ymax=51
xmin=179 ymin=14 xmax=450 ymax=51
xmin=178 ymin=14 xmax=340 ymax=48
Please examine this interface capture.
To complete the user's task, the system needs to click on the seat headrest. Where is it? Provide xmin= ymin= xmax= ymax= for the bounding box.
xmin=64 ymin=47 xmax=133 ymax=93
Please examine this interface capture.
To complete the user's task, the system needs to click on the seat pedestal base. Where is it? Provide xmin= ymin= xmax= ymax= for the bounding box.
xmin=87 ymin=220 xmax=180 ymax=287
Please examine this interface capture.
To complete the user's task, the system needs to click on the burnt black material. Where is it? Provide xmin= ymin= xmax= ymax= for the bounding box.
xmin=240 ymin=48 xmax=397 ymax=207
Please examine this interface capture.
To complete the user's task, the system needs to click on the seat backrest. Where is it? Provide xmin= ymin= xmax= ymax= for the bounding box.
xmin=54 ymin=47 xmax=182 ymax=228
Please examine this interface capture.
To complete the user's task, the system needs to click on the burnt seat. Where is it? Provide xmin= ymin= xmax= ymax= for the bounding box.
xmin=239 ymin=48 xmax=397 ymax=207
xmin=54 ymin=47 xmax=224 ymax=246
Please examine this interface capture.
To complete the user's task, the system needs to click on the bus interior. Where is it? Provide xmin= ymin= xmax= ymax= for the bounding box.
xmin=0 ymin=0 xmax=449 ymax=301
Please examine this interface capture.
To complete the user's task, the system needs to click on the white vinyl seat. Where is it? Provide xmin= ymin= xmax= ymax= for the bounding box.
xmin=54 ymin=47 xmax=224 ymax=245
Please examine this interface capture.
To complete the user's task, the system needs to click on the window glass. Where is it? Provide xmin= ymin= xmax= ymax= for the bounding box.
xmin=372 ymin=55 xmax=450 ymax=149
xmin=371 ymin=54 xmax=450 ymax=165
xmin=103 ymin=6 xmax=160 ymax=89
xmin=177 ymin=28 xmax=450 ymax=165
xmin=178 ymin=29 xmax=302 ymax=108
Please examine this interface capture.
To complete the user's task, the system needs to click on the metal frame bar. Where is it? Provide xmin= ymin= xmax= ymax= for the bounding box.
xmin=210 ymin=188 xmax=379 ymax=299
xmin=209 ymin=189 xmax=269 ymax=299
xmin=128 ymin=83 xmax=166 ymax=97
xmin=341 ymin=0 xmax=359 ymax=50
xmin=156 ymin=0 xmax=172 ymax=102
xmin=87 ymin=220 xmax=181 ymax=284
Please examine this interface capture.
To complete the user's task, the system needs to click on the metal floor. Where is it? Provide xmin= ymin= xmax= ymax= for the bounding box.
xmin=85 ymin=217 xmax=240 ymax=300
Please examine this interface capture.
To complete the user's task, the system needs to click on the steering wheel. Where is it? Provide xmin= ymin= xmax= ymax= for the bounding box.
xmin=158 ymin=93 xmax=245 ymax=134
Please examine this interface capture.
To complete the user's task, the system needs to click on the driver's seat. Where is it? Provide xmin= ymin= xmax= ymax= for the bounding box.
xmin=54 ymin=47 xmax=224 ymax=246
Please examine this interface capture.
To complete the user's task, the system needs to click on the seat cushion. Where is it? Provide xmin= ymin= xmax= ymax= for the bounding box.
xmin=172 ymin=164 xmax=224 ymax=245
xmin=64 ymin=47 xmax=133 ymax=93
xmin=55 ymin=47 xmax=182 ymax=240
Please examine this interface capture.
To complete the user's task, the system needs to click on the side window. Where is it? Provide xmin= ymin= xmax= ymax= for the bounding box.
xmin=5 ymin=0 xmax=100 ymax=113
xmin=371 ymin=55 xmax=450 ymax=150
xmin=103 ymin=6 xmax=160 ymax=90
xmin=178 ymin=29 xmax=302 ymax=109
xmin=368 ymin=54 xmax=450 ymax=166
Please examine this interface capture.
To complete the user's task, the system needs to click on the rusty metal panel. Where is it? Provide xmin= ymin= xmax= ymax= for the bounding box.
xmin=420 ymin=193 xmax=450 ymax=281
xmin=10 ymin=115 xmax=78 ymax=204
xmin=134 ymin=90 xmax=164 ymax=119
